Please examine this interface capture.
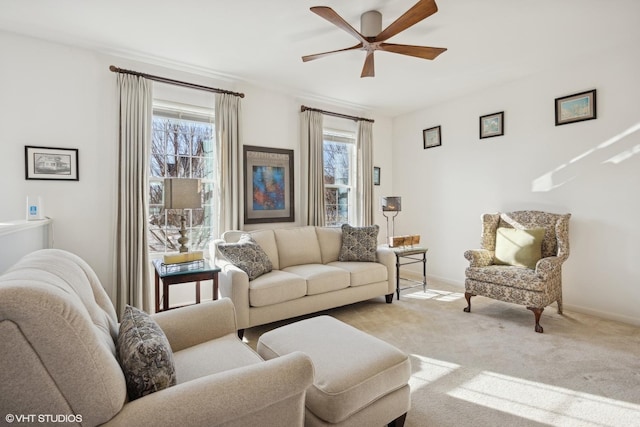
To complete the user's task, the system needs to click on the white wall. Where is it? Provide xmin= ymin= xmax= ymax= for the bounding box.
xmin=392 ymin=41 xmax=640 ymax=325
xmin=0 ymin=31 xmax=392 ymax=304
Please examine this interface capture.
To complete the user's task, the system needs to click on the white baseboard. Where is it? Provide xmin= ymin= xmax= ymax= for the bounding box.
xmin=401 ymin=272 xmax=640 ymax=327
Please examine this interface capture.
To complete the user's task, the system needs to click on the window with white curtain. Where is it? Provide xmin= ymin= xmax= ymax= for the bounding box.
xmin=323 ymin=128 xmax=356 ymax=226
xmin=148 ymin=101 xmax=217 ymax=253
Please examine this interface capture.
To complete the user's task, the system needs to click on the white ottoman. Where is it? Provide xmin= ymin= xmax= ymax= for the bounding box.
xmin=257 ymin=316 xmax=411 ymax=427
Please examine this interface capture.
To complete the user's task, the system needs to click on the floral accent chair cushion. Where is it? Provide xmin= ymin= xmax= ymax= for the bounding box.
xmin=116 ymin=305 xmax=177 ymax=400
xmin=217 ymin=234 xmax=273 ymax=280
xmin=338 ymin=224 xmax=380 ymax=262
xmin=463 ymin=210 xmax=571 ymax=333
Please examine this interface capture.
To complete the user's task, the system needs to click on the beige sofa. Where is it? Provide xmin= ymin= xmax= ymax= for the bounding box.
xmin=214 ymin=226 xmax=396 ymax=333
xmin=0 ymin=249 xmax=313 ymax=426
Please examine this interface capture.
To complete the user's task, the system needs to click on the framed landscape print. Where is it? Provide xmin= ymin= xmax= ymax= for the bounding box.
xmin=555 ymin=89 xmax=597 ymax=126
xmin=243 ymin=145 xmax=294 ymax=224
xmin=423 ymin=126 xmax=442 ymax=149
xmin=373 ymin=167 xmax=380 ymax=185
xmin=25 ymin=146 xmax=79 ymax=181
xmin=479 ymin=111 xmax=504 ymax=139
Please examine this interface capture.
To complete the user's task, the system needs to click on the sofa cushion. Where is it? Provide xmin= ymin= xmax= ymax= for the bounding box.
xmin=249 ymin=270 xmax=307 ymax=307
xmin=316 ymin=227 xmax=343 ymax=264
xmin=329 ymin=261 xmax=388 ymax=287
xmin=494 ymin=227 xmax=545 ymax=269
xmin=173 ymin=334 xmax=263 ymax=383
xmin=466 ymin=265 xmax=545 ymax=291
xmin=338 ymin=224 xmax=379 ymax=262
xmin=249 ymin=229 xmax=280 ymax=270
xmin=283 ymin=264 xmax=350 ymax=295
xmin=274 ymin=226 xmax=322 ymax=269
xmin=217 ymin=234 xmax=273 ymax=280
xmin=116 ymin=305 xmax=176 ymax=400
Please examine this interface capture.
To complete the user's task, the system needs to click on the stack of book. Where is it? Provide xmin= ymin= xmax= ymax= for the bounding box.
xmin=159 ymin=251 xmax=205 ymax=274
xmin=163 ymin=251 xmax=204 ymax=265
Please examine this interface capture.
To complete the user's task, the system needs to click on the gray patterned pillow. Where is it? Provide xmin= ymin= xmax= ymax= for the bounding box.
xmin=217 ymin=234 xmax=273 ymax=280
xmin=116 ymin=305 xmax=176 ymax=400
xmin=338 ymin=224 xmax=379 ymax=262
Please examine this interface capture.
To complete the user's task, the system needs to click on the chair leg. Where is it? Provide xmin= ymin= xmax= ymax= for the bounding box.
xmin=463 ymin=292 xmax=474 ymax=313
xmin=388 ymin=413 xmax=407 ymax=427
xmin=557 ymin=295 xmax=563 ymax=314
xmin=527 ymin=307 xmax=544 ymax=333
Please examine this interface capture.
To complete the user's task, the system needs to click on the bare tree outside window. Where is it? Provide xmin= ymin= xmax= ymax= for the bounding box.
xmin=323 ymin=133 xmax=355 ymax=226
xmin=148 ymin=107 xmax=216 ymax=253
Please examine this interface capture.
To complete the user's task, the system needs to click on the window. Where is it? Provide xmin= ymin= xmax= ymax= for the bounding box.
xmin=323 ymin=129 xmax=356 ymax=226
xmin=148 ymin=101 xmax=216 ymax=253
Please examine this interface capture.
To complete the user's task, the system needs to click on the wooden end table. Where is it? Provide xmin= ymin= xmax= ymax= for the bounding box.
xmin=389 ymin=246 xmax=428 ymax=300
xmin=152 ymin=259 xmax=221 ymax=312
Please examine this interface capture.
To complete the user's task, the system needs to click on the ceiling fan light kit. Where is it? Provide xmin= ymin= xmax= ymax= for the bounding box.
xmin=303 ymin=0 xmax=447 ymax=78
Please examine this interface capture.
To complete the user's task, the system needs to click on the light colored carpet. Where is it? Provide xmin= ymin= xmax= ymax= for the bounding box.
xmin=244 ymin=280 xmax=640 ymax=427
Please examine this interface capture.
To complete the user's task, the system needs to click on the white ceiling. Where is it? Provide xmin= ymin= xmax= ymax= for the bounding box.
xmin=1 ymin=0 xmax=638 ymax=117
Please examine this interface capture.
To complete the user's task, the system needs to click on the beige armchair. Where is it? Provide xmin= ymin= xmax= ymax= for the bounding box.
xmin=463 ymin=211 xmax=571 ymax=333
xmin=0 ymin=249 xmax=313 ymax=426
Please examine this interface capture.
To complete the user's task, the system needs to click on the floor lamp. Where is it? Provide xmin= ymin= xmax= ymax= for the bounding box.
xmin=164 ymin=178 xmax=202 ymax=253
xmin=381 ymin=196 xmax=402 ymax=247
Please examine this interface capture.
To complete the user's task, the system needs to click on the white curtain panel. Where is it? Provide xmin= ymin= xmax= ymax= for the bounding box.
xmin=357 ymin=120 xmax=374 ymax=226
xmin=115 ymin=73 xmax=152 ymax=316
xmin=216 ymin=93 xmax=243 ymax=234
xmin=300 ymin=110 xmax=325 ymax=226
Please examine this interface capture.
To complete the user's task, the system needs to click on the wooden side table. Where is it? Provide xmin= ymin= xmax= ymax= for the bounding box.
xmin=152 ymin=259 xmax=221 ymax=312
xmin=390 ymin=246 xmax=428 ymax=300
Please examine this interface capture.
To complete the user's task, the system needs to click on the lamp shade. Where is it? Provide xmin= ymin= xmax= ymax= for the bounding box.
xmin=164 ymin=178 xmax=202 ymax=209
xmin=381 ymin=196 xmax=402 ymax=212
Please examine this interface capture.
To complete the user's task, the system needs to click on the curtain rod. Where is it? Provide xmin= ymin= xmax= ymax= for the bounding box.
xmin=109 ymin=65 xmax=245 ymax=98
xmin=301 ymin=105 xmax=374 ymax=123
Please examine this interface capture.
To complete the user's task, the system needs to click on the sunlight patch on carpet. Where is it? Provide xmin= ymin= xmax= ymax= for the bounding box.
xmin=409 ymin=354 xmax=460 ymax=391
xmin=447 ymin=370 xmax=640 ymax=426
xmin=403 ymin=288 xmax=464 ymax=302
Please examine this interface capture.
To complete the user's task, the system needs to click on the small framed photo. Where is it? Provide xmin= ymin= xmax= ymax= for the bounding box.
xmin=373 ymin=167 xmax=380 ymax=185
xmin=25 ymin=146 xmax=79 ymax=181
xmin=423 ymin=126 xmax=442 ymax=149
xmin=555 ymin=89 xmax=597 ymax=126
xmin=479 ymin=111 xmax=504 ymax=139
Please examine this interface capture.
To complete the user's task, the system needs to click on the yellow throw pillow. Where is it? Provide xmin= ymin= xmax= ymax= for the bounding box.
xmin=494 ymin=227 xmax=545 ymax=269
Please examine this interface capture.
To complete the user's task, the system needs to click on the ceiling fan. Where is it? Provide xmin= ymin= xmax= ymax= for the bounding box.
xmin=302 ymin=0 xmax=447 ymax=78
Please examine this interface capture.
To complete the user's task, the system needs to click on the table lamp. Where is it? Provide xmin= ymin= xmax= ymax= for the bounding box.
xmin=381 ymin=196 xmax=402 ymax=247
xmin=164 ymin=178 xmax=202 ymax=253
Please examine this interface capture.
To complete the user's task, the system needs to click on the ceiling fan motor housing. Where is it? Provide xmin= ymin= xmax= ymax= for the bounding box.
xmin=361 ymin=10 xmax=382 ymax=37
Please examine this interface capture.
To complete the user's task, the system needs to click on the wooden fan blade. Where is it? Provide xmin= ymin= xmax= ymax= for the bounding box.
xmin=310 ymin=6 xmax=367 ymax=44
xmin=361 ymin=51 xmax=375 ymax=78
xmin=376 ymin=0 xmax=438 ymax=42
xmin=379 ymin=43 xmax=447 ymax=60
xmin=302 ymin=43 xmax=363 ymax=62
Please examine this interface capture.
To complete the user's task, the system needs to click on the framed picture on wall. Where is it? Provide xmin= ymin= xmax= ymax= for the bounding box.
xmin=373 ymin=167 xmax=381 ymax=185
xmin=243 ymin=145 xmax=295 ymax=224
xmin=423 ymin=126 xmax=442 ymax=149
xmin=25 ymin=146 xmax=79 ymax=181
xmin=555 ymin=89 xmax=597 ymax=126
xmin=479 ymin=111 xmax=504 ymax=139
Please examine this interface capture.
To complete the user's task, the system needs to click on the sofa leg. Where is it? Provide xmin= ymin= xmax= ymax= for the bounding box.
xmin=385 ymin=293 xmax=394 ymax=303
xmin=388 ymin=412 xmax=407 ymax=427
xmin=527 ymin=307 xmax=544 ymax=333
xmin=237 ymin=329 xmax=245 ymax=339
xmin=463 ymin=292 xmax=474 ymax=313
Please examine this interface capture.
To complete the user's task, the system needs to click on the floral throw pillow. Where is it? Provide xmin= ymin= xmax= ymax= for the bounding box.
xmin=217 ymin=234 xmax=273 ymax=280
xmin=116 ymin=305 xmax=176 ymax=400
xmin=338 ymin=224 xmax=379 ymax=262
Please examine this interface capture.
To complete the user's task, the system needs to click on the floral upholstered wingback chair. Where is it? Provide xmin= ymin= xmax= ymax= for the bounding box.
xmin=463 ymin=210 xmax=571 ymax=333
